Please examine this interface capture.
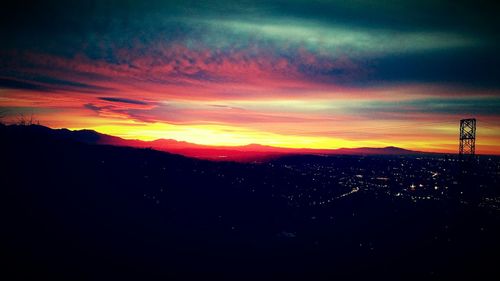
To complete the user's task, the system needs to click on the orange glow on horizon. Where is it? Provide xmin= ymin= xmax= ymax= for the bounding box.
xmin=2 ymin=87 xmax=500 ymax=155
xmin=2 ymin=48 xmax=500 ymax=156
xmin=52 ymin=118 xmax=498 ymax=155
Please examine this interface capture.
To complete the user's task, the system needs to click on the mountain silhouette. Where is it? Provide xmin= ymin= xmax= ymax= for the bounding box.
xmin=2 ymin=124 xmax=421 ymax=161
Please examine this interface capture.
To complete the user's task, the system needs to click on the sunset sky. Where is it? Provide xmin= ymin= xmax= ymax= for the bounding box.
xmin=1 ymin=0 xmax=499 ymax=154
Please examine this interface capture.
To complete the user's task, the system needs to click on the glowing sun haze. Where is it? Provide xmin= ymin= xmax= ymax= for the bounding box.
xmin=1 ymin=0 xmax=499 ymax=154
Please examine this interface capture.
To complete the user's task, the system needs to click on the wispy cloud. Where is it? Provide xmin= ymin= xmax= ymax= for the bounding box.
xmin=1 ymin=0 xmax=500 ymax=153
xmin=99 ymin=97 xmax=150 ymax=105
xmin=196 ymin=18 xmax=479 ymax=56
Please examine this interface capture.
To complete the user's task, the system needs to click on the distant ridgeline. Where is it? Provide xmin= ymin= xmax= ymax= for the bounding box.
xmin=0 ymin=124 xmax=423 ymax=162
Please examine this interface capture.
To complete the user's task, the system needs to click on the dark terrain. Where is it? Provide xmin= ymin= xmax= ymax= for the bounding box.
xmin=1 ymin=124 xmax=499 ymax=280
xmin=8 ymin=125 xmax=420 ymax=161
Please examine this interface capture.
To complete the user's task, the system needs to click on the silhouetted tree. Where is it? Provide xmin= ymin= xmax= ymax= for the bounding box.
xmin=17 ymin=113 xmax=39 ymax=126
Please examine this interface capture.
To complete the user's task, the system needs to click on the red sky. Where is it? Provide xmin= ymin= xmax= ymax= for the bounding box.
xmin=1 ymin=1 xmax=499 ymax=154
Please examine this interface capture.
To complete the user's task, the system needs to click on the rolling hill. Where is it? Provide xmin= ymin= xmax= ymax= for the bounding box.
xmin=1 ymin=124 xmax=421 ymax=161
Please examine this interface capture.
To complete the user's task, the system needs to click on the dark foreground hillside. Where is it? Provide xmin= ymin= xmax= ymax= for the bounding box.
xmin=1 ymin=124 xmax=499 ymax=280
